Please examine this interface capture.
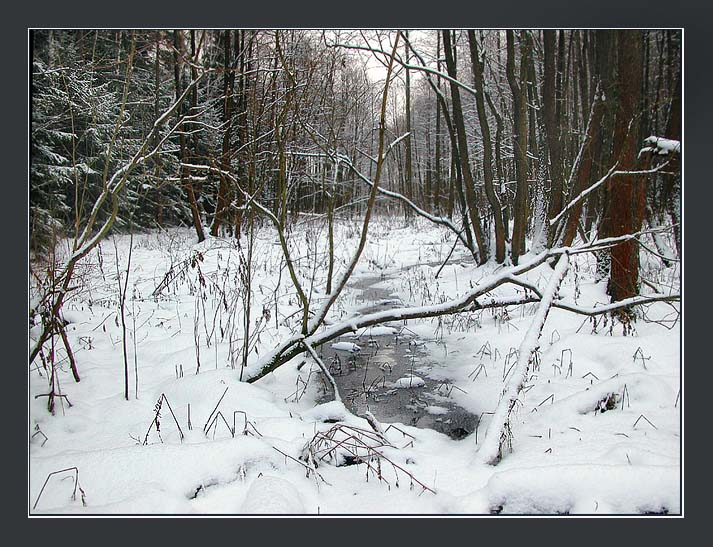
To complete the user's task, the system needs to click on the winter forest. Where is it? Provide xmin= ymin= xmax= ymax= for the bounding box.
xmin=29 ymin=29 xmax=681 ymax=515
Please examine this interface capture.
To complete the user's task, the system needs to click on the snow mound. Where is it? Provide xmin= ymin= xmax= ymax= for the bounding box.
xmin=300 ymin=400 xmax=351 ymax=423
xmin=394 ymin=375 xmax=425 ymax=388
xmin=239 ymin=475 xmax=305 ymax=514
xmin=331 ymin=342 xmax=362 ymax=353
xmin=355 ymin=325 xmax=399 ymax=337
xmin=426 ymin=405 xmax=449 ymax=415
xmin=479 ymin=464 xmax=679 ymax=514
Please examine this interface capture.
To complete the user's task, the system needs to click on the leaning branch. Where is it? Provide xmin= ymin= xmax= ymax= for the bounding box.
xmin=344 ymin=154 xmax=471 ymax=250
xmin=302 ymin=339 xmax=341 ymax=403
xmin=476 ymin=253 xmax=571 ymax=465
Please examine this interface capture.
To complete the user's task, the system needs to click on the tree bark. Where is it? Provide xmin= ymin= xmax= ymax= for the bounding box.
xmin=543 ymin=31 xmax=565 ymax=242
xmin=607 ymin=31 xmax=645 ymax=309
xmin=468 ymin=31 xmax=505 ymax=263
xmin=434 ymin=32 xmax=442 ymax=214
xmin=506 ymin=30 xmax=530 ymax=264
xmin=559 ymin=88 xmax=605 ymax=248
xmin=663 ymin=66 xmax=681 ymax=257
xmin=442 ymin=30 xmax=488 ymax=264
xmin=404 ymin=31 xmax=413 ymax=217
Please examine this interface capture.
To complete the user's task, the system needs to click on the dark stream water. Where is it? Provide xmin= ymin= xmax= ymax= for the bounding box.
xmin=316 ymin=274 xmax=478 ymax=440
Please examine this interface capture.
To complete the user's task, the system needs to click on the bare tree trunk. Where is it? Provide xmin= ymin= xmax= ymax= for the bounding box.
xmin=173 ymin=30 xmax=205 ymax=242
xmin=507 ymin=30 xmax=530 ymax=264
xmin=591 ymin=30 xmax=615 ymax=256
xmin=434 ymin=32 xmax=442 ymax=214
xmin=404 ymin=30 xmax=413 ymax=217
xmin=607 ymin=31 xmax=645 ymax=312
xmin=211 ymin=29 xmax=235 ymax=237
xmin=468 ymin=31 xmax=505 ymax=263
xmin=442 ymin=30 xmax=488 ymax=264
xmin=663 ymin=67 xmax=681 ymax=257
xmin=154 ymin=32 xmax=164 ymax=226
xmin=483 ymin=86 xmax=508 ymax=243
xmin=543 ymin=30 xmax=565 ymax=243
xmin=559 ymin=88 xmax=605 ymax=248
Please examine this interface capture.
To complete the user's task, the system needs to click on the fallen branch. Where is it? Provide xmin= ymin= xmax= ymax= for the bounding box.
xmin=302 ymin=339 xmax=342 ymax=403
xmin=475 ymin=252 xmax=571 ymax=465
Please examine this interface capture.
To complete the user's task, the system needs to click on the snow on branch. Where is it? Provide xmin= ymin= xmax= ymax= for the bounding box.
xmin=550 ymin=163 xmax=618 ymax=228
xmin=386 ymin=132 xmax=411 ymax=157
xmin=302 ymin=339 xmax=341 ymax=403
xmin=475 ymin=253 xmax=571 ymax=465
xmin=247 ymin=235 xmax=626 ymax=383
xmin=640 ymin=136 xmax=681 ymax=158
xmin=246 ymin=231 xmax=679 ymax=384
xmin=341 ymin=155 xmax=471 ymax=252
xmin=550 ymin=161 xmax=672 ymax=228
xmin=552 ymin=293 xmax=679 ymax=316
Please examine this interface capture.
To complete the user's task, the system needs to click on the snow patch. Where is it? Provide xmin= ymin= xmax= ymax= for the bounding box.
xmin=394 ymin=375 xmax=425 ymax=388
xmin=330 ymin=341 xmax=362 ymax=353
xmin=239 ymin=475 xmax=306 ymax=514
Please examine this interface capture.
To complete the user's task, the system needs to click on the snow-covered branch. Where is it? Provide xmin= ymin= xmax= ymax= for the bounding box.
xmin=341 ymin=155 xmax=471 ymax=251
xmin=476 ymin=253 xmax=571 ymax=465
xmin=386 ymin=131 xmax=411 ymax=157
xmin=302 ymin=339 xmax=341 ymax=403
xmin=640 ymin=136 xmax=681 ymax=158
xmin=550 ymin=161 xmax=671 ymax=228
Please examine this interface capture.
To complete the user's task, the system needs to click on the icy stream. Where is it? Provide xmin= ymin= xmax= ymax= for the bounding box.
xmin=316 ymin=273 xmax=479 ymax=440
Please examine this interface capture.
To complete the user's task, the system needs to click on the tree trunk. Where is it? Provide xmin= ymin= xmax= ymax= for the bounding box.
xmin=173 ymin=30 xmax=205 ymax=242
xmin=211 ymin=29 xmax=235 ymax=237
xmin=434 ymin=32 xmax=442 ymax=214
xmin=468 ymin=31 xmax=505 ymax=263
xmin=442 ymin=30 xmax=488 ymax=264
xmin=154 ymin=32 xmax=164 ymax=227
xmin=607 ymin=31 xmax=645 ymax=311
xmin=484 ymin=86 xmax=508 ymax=243
xmin=560 ymin=88 xmax=606 ymax=248
xmin=543 ymin=30 xmax=564 ymax=242
xmin=506 ymin=30 xmax=530 ymax=264
xmin=404 ymin=31 xmax=413 ymax=217
xmin=663 ymin=66 xmax=681 ymax=257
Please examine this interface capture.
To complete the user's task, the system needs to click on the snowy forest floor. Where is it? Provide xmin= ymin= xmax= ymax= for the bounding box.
xmin=28 ymin=215 xmax=681 ymax=515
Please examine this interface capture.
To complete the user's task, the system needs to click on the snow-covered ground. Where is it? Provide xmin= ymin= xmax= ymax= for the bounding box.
xmin=28 ymin=216 xmax=681 ymax=515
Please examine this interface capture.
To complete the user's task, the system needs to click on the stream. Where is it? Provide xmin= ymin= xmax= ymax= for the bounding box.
xmin=316 ymin=273 xmax=479 ymax=440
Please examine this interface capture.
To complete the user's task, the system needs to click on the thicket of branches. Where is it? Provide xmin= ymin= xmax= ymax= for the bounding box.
xmin=31 ymin=32 xmax=680 ymax=378
xmin=31 ymin=30 xmax=680 ymax=254
xmin=30 ymin=29 xmax=681 ymax=462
